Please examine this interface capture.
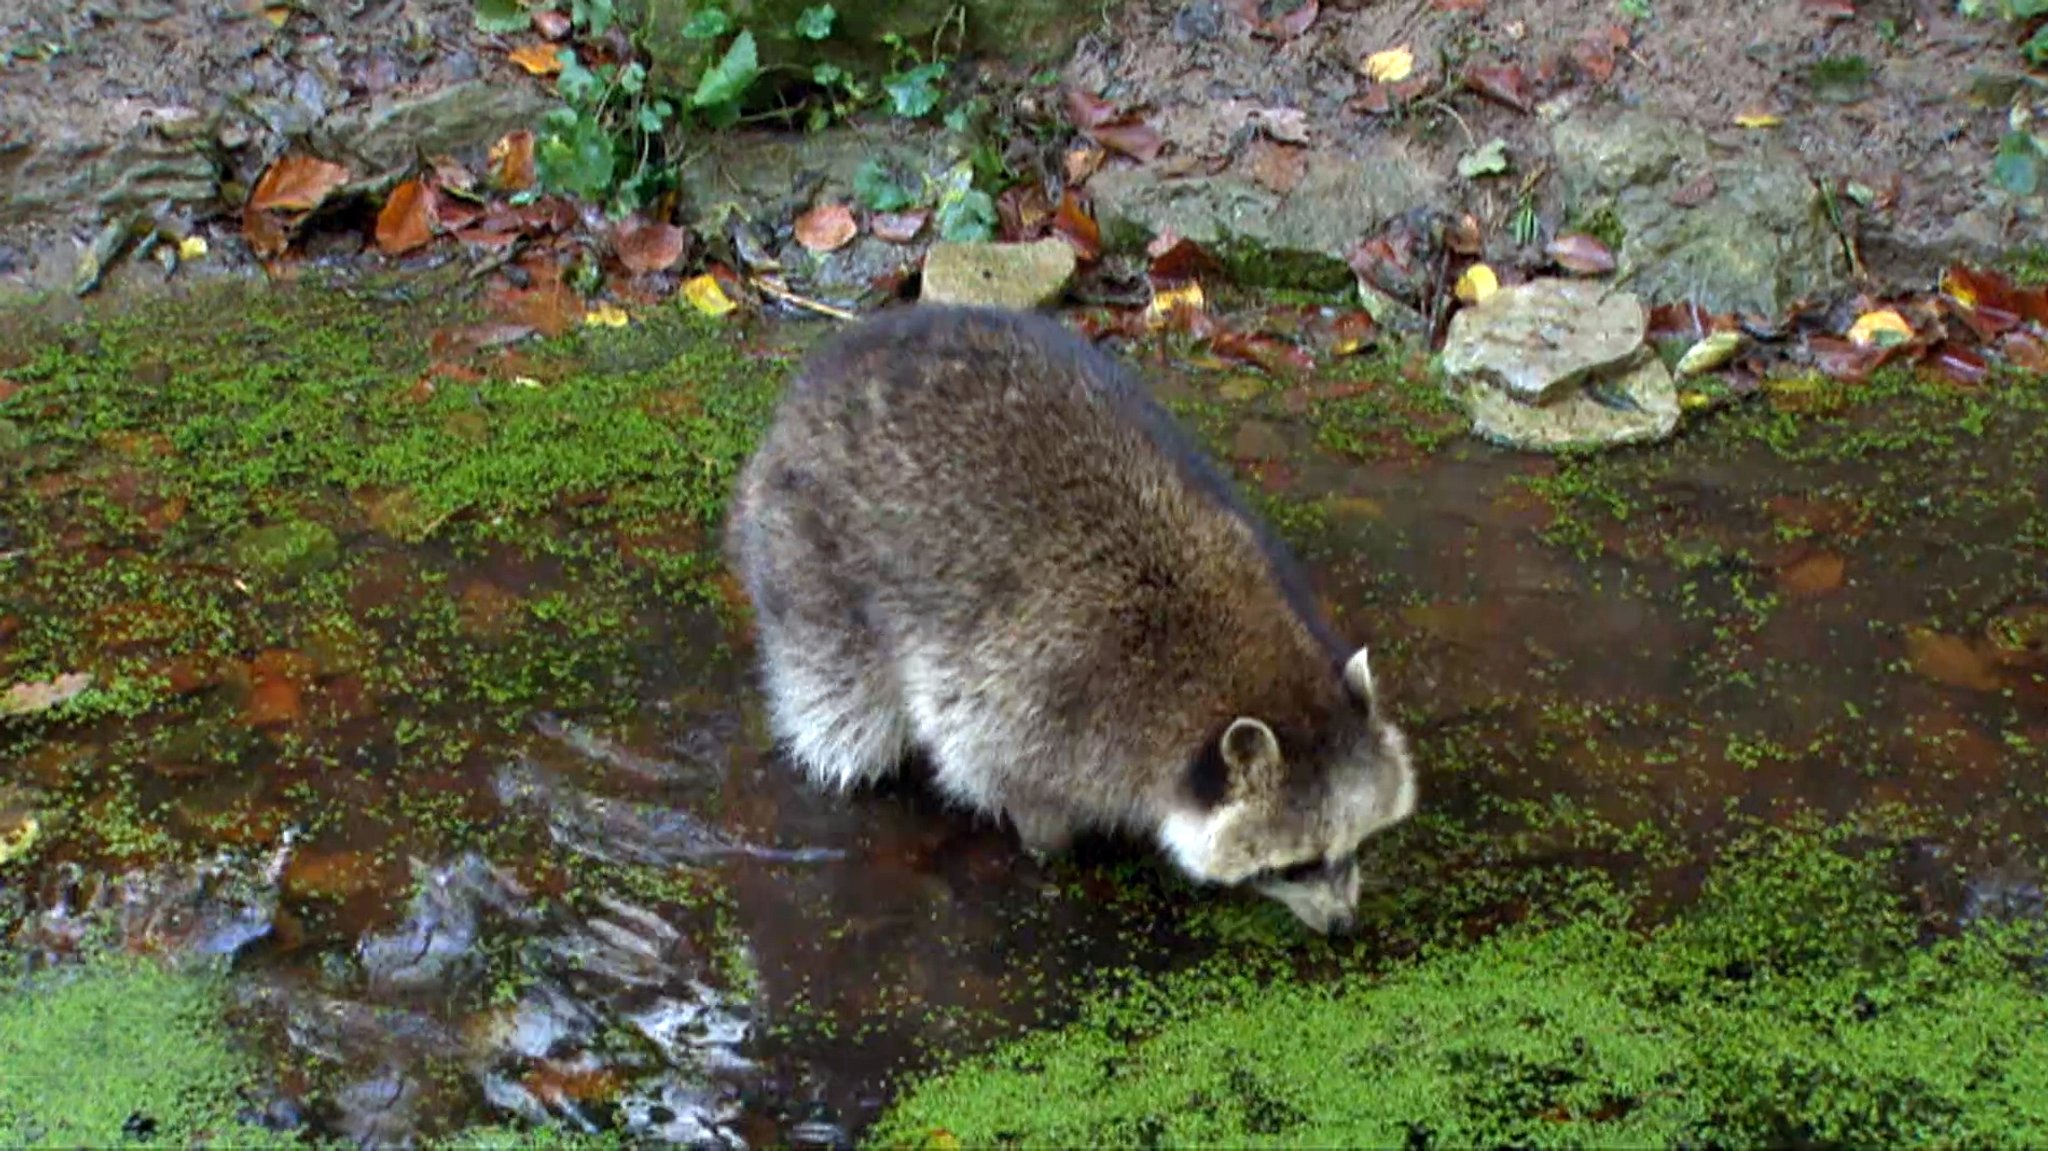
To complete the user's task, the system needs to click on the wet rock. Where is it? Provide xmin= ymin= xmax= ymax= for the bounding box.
xmin=1085 ymin=150 xmax=1440 ymax=290
xmin=780 ymin=235 xmax=920 ymax=312
xmin=0 ymin=125 xmax=219 ymax=228
xmin=12 ymin=836 xmax=293 ymax=967
xmin=1550 ymin=109 xmax=1850 ymax=316
xmin=1228 ymin=419 xmax=1289 ymax=462
xmin=358 ymin=853 xmax=535 ymax=994
xmin=677 ymin=128 xmax=955 ymax=238
xmin=1441 ymin=278 xmax=1678 ymax=452
xmin=918 ymin=238 xmax=1076 ymax=310
xmin=496 ymin=759 xmax=842 ymax=867
xmin=231 ymin=519 xmax=340 ymax=581
xmin=312 ymin=81 xmax=559 ymax=174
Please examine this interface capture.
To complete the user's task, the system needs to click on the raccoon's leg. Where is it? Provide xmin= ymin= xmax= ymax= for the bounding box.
xmin=753 ymin=620 xmax=911 ymax=792
xmin=1006 ymin=804 xmax=1076 ymax=861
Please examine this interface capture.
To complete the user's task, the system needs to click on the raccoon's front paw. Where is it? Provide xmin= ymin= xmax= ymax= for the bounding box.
xmin=1008 ymin=808 xmax=1074 ymax=862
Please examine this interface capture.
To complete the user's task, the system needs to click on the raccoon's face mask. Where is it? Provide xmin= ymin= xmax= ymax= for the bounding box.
xmin=1159 ymin=646 xmax=1418 ymax=935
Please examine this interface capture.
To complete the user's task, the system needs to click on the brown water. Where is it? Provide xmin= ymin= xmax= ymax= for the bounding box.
xmin=2 ymin=297 xmax=2045 ymax=1146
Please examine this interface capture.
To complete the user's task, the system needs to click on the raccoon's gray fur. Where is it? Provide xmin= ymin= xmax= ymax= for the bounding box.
xmin=724 ymin=304 xmax=1417 ymax=933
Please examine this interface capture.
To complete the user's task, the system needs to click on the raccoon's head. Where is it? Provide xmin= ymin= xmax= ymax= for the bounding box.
xmin=1158 ymin=646 xmax=1417 ymax=935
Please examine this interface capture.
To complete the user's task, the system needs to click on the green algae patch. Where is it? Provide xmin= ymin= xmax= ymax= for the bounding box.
xmin=0 ymin=958 xmax=291 ymax=1147
xmin=869 ymin=829 xmax=2048 ymax=1148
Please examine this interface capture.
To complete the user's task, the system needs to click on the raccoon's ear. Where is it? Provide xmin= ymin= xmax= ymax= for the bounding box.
xmin=1342 ymin=647 xmax=1377 ymax=709
xmin=1220 ymin=717 xmax=1283 ymax=780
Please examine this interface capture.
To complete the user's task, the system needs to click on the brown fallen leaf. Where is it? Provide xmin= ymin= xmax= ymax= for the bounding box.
xmin=2002 ymin=330 xmax=2048 ymax=371
xmin=870 ymin=211 xmax=928 ymax=243
xmin=508 ymin=43 xmax=565 ymax=76
xmin=242 ymin=201 xmax=292 ymax=258
xmin=1064 ymin=143 xmax=1106 ymax=185
xmin=1444 ymin=213 xmax=1483 ymax=255
xmin=534 ymin=8 xmax=571 ymax=38
xmin=1905 ymin=627 xmax=2002 ymax=693
xmin=1570 ymin=24 xmax=1629 ymax=84
xmin=996 ymin=183 xmax=1055 ymax=242
xmin=490 ymin=130 xmax=537 ymax=192
xmin=375 ymin=178 xmax=438 ymax=256
xmin=249 ymin=153 xmax=351 ymax=213
xmin=615 ymin=217 xmax=687 ymax=273
xmin=1065 ymin=87 xmax=1117 ymax=130
xmin=1052 ymin=191 xmax=1101 ymax=262
xmin=794 ymin=202 xmax=859 ymax=253
xmin=1807 ymin=335 xmax=1896 ymax=384
xmin=1546 ymin=233 xmax=1615 ymax=275
xmin=1777 ymin=550 xmax=1845 ymax=597
xmin=1245 ymin=138 xmax=1308 ymax=194
xmin=1669 ymin=172 xmax=1717 ymax=208
xmin=1462 ymin=63 xmax=1531 ymax=112
xmin=1230 ymin=0 xmax=1318 ymax=39
xmin=1090 ymin=119 xmax=1165 ymax=163
xmin=1148 ymin=234 xmax=1221 ymax=283
xmin=1927 ymin=342 xmax=1989 ymax=386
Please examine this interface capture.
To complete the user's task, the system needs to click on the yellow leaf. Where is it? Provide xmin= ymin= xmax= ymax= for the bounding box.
xmin=1847 ymin=308 xmax=1912 ymax=348
xmin=0 ymin=813 xmax=38 ymax=867
xmin=509 ymin=43 xmax=565 ymax=76
xmin=583 ymin=303 xmax=631 ymax=328
xmin=1939 ymin=270 xmax=1977 ymax=311
xmin=1675 ymin=330 xmax=1741 ymax=377
xmin=178 ymin=236 xmax=209 ymax=261
xmin=263 ymin=5 xmax=290 ymax=26
xmin=1734 ymin=112 xmax=1782 ymax=129
xmin=1679 ymin=389 xmax=1713 ymax=411
xmin=1454 ymin=263 xmax=1498 ymax=305
xmin=682 ymin=274 xmax=737 ymax=317
xmin=1363 ymin=44 xmax=1414 ymax=84
xmin=1144 ymin=280 xmax=1206 ymax=327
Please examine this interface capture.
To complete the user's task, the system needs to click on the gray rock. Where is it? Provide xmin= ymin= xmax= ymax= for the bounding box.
xmin=1551 ymin=109 xmax=1850 ymax=316
xmin=1441 ymin=278 xmax=1678 ymax=452
xmin=1086 ymin=149 xmax=1440 ymax=289
xmin=919 ymin=238 xmax=1076 ymax=310
xmin=0 ymin=128 xmax=218 ymax=227
xmin=1441 ymin=278 xmax=1646 ymax=404
xmin=780 ymin=234 xmax=920 ymax=311
xmin=311 ymin=81 xmax=558 ymax=174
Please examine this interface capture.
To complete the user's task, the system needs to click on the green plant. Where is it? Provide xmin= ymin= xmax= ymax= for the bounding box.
xmin=1957 ymin=0 xmax=2048 ymax=195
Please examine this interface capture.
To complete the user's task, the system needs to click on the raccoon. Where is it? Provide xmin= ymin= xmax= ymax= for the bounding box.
xmin=723 ymin=304 xmax=1417 ymax=933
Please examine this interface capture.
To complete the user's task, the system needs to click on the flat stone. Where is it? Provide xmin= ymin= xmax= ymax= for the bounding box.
xmin=919 ymin=238 xmax=1075 ymax=310
xmin=1459 ymin=352 xmax=1680 ymax=453
xmin=1441 ymin=278 xmax=1646 ymax=405
xmin=312 ymin=81 xmax=558 ymax=173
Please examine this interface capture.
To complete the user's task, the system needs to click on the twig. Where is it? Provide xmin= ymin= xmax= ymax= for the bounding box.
xmin=749 ymin=275 xmax=858 ymax=321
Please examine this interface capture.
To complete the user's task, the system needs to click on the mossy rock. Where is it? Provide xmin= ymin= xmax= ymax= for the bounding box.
xmin=230 ymin=520 xmax=341 ymax=581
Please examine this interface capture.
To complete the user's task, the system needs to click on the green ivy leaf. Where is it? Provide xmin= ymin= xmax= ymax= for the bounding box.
xmin=885 ymin=60 xmax=947 ymax=119
xmin=1992 ymin=132 xmax=2041 ymax=197
xmin=853 ymin=156 xmax=921 ymax=212
xmin=681 ymin=7 xmax=732 ymax=39
xmin=473 ymin=0 xmax=531 ymax=34
xmin=1457 ymin=138 xmax=1510 ymax=180
xmin=536 ymin=111 xmax=617 ymax=201
xmin=2024 ymin=23 xmax=2048 ymax=65
xmin=813 ymin=62 xmax=846 ymax=86
xmin=572 ymin=0 xmax=615 ymax=35
xmin=692 ymin=29 xmax=759 ymax=109
xmin=795 ymin=4 xmax=836 ymax=39
xmin=556 ymin=54 xmax=605 ymax=106
xmin=618 ymin=60 xmax=646 ymax=95
xmin=936 ymin=188 xmax=997 ymax=243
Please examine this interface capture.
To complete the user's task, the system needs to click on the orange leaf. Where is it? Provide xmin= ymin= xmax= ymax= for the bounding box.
xmin=1461 ymin=64 xmax=1531 ymax=112
xmin=508 ymin=43 xmax=564 ymax=75
xmin=249 ymin=153 xmax=351 ymax=213
xmin=1052 ymin=191 xmax=1101 ymax=263
xmin=1089 ymin=119 xmax=1165 ymax=163
xmin=871 ymin=211 xmax=928 ymax=243
xmin=489 ymin=130 xmax=537 ymax=192
xmin=794 ymin=202 xmax=858 ymax=253
xmin=614 ymin=217 xmax=687 ymax=274
xmin=996 ymin=183 xmax=1055 ymax=242
xmin=241 ymin=202 xmax=291 ymax=258
xmin=375 ymin=178 xmax=438 ymax=256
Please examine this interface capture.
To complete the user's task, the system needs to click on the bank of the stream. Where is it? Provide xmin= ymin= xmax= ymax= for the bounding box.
xmin=2 ymin=278 xmax=2047 ymax=1145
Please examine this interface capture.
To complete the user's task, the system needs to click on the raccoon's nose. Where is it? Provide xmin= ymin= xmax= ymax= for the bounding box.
xmin=1326 ymin=909 xmax=1359 ymax=936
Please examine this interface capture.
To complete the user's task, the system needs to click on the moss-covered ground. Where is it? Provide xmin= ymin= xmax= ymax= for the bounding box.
xmin=2 ymin=280 xmax=2046 ymax=1146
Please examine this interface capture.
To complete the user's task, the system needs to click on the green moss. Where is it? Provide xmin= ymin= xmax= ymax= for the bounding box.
xmin=870 ymin=828 xmax=2048 ymax=1148
xmin=2001 ymin=245 xmax=2048 ymax=287
xmin=0 ymin=957 xmax=293 ymax=1147
xmin=1211 ymin=240 xmax=1355 ymax=294
xmin=1563 ymin=203 xmax=1626 ymax=251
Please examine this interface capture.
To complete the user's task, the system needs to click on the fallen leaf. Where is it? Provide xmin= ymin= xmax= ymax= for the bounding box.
xmin=1457 ymin=138 xmax=1511 ymax=180
xmin=1213 ymin=330 xmax=1315 ymax=376
xmin=249 ymin=153 xmax=351 ymax=213
xmin=262 ymin=4 xmax=290 ymax=26
xmin=177 ymin=235 xmax=209 ymax=260
xmin=1777 ymin=550 xmax=1845 ymax=597
xmin=533 ymin=8 xmax=571 ymax=38
xmin=682 ymin=273 xmax=737 ymax=317
xmin=1 ymin=672 xmax=93 ymax=717
xmin=1546 ymin=232 xmax=1615 ymax=275
xmin=1734 ymin=112 xmax=1783 ymax=129
xmin=1246 ymin=138 xmax=1309 ymax=194
xmin=1444 ymin=213 xmax=1483 ymax=255
xmin=794 ymin=202 xmax=859 ymax=253
xmin=1462 ymin=64 xmax=1531 ymax=112
xmin=1089 ymin=119 xmax=1166 ymax=163
xmin=2003 ymin=330 xmax=2048 ymax=370
xmin=1675 ymin=330 xmax=1742 ymax=377
xmin=1231 ymin=0 xmax=1318 ymax=39
xmin=1147 ymin=235 xmax=1221 ymax=283
xmin=1928 ymin=342 xmax=1989 ymax=386
xmin=615 ymin=217 xmax=688 ymax=273
xmin=1147 ymin=280 xmax=1207 ymax=328
xmin=489 ymin=130 xmax=537 ymax=192
xmin=1327 ymin=310 xmax=1378 ymax=355
xmin=870 ymin=211 xmax=928 ymax=243
xmin=241 ymin=201 xmax=291 ymax=258
xmin=0 ymin=813 xmax=38 ymax=867
xmin=1065 ymin=87 xmax=1117 ymax=130
xmin=1807 ymin=335 xmax=1894 ymax=384
xmin=1455 ymin=262 xmax=1498 ymax=304
xmin=508 ymin=43 xmax=565 ymax=76
xmin=1363 ymin=44 xmax=1415 ymax=83
xmin=1052 ymin=191 xmax=1101 ymax=262
xmin=1905 ymin=628 xmax=2002 ymax=693
xmin=996 ymin=183 xmax=1055 ymax=242
xmin=375 ymin=178 xmax=438 ymax=256
xmin=1847 ymin=308 xmax=1912 ymax=348
xmin=1570 ymin=24 xmax=1630 ymax=83
xmin=1064 ymin=143 xmax=1106 ymax=184
xmin=584 ymin=303 xmax=631 ymax=328
xmin=1248 ymin=106 xmax=1310 ymax=144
